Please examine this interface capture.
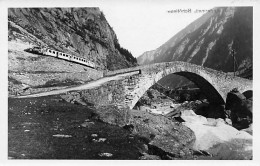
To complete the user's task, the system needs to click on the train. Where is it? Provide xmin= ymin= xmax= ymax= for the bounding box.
xmin=26 ymin=46 xmax=96 ymax=69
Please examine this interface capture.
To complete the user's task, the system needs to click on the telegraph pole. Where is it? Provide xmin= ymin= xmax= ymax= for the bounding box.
xmin=231 ymin=49 xmax=236 ymax=76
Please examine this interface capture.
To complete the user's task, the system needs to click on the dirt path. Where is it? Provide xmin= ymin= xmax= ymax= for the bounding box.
xmin=14 ymin=71 xmax=139 ymax=98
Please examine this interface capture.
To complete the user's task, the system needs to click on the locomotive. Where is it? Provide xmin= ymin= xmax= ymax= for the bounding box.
xmin=26 ymin=46 xmax=96 ymax=69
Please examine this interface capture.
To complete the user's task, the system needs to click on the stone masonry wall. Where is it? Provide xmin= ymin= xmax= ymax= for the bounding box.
xmin=62 ymin=74 xmax=141 ymax=107
xmin=105 ymin=61 xmax=252 ymax=109
xmin=63 ymin=61 xmax=252 ymax=109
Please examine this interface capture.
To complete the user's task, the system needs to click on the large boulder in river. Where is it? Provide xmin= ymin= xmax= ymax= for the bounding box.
xmin=194 ymin=101 xmax=226 ymax=119
xmin=95 ymin=105 xmax=196 ymax=159
xmin=180 ymin=109 xmax=208 ymax=124
xmin=181 ymin=110 xmax=252 ymax=159
xmin=225 ymin=88 xmax=252 ymax=130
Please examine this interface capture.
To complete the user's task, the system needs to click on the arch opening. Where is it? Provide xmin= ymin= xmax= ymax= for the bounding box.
xmin=133 ymin=70 xmax=226 ymax=119
xmin=133 ymin=70 xmax=225 ymax=110
xmin=173 ymin=72 xmax=225 ymax=105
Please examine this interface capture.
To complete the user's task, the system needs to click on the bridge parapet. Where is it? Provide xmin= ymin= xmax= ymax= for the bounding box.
xmin=106 ymin=62 xmax=252 ymax=109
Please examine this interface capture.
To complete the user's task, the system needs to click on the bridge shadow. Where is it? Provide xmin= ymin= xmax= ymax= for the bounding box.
xmin=173 ymin=72 xmax=225 ymax=105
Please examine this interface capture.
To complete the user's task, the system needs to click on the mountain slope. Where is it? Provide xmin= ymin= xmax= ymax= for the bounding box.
xmin=137 ymin=7 xmax=252 ymax=89
xmin=137 ymin=7 xmax=252 ymax=73
xmin=8 ymin=8 xmax=137 ymax=71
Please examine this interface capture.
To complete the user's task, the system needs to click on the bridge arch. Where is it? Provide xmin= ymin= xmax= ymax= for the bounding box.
xmin=130 ymin=67 xmax=225 ymax=109
xmin=106 ymin=62 xmax=252 ymax=109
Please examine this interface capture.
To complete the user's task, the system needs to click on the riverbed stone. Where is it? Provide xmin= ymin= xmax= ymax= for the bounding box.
xmin=95 ymin=105 xmax=195 ymax=157
xmin=180 ymin=109 xmax=208 ymax=124
xmin=139 ymin=153 xmax=161 ymax=160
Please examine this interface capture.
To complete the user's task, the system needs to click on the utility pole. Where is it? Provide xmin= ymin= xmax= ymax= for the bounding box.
xmin=231 ymin=49 xmax=236 ymax=76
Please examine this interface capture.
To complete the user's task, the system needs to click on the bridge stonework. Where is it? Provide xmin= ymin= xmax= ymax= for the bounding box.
xmin=105 ymin=61 xmax=252 ymax=109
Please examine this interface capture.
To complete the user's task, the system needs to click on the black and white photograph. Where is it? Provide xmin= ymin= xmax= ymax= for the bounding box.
xmin=1 ymin=0 xmax=260 ymax=163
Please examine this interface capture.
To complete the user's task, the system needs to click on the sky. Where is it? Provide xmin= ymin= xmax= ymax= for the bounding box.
xmin=96 ymin=1 xmax=216 ymax=57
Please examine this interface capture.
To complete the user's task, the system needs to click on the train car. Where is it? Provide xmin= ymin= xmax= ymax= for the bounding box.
xmin=88 ymin=61 xmax=95 ymax=68
xmin=28 ymin=46 xmax=95 ymax=68
xmin=57 ymin=51 xmax=71 ymax=61
xmin=26 ymin=46 xmax=45 ymax=55
xmin=44 ymin=49 xmax=58 ymax=57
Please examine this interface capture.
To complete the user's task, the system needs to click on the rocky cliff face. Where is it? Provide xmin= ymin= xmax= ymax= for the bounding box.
xmin=8 ymin=8 xmax=137 ymax=70
xmin=8 ymin=8 xmax=138 ymax=96
xmin=137 ymin=7 xmax=252 ymax=76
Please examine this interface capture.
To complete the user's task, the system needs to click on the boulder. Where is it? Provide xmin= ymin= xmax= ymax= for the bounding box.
xmin=61 ymin=92 xmax=89 ymax=106
xmin=180 ymin=109 xmax=252 ymax=160
xmin=165 ymin=108 xmax=181 ymax=118
xmin=241 ymin=124 xmax=252 ymax=135
xmin=206 ymin=138 xmax=252 ymax=160
xmin=148 ymin=135 xmax=193 ymax=159
xmin=180 ymin=110 xmax=208 ymax=124
xmin=206 ymin=118 xmax=226 ymax=126
xmin=170 ymin=103 xmax=181 ymax=108
xmin=243 ymin=90 xmax=253 ymax=100
xmin=139 ymin=153 xmax=161 ymax=160
xmin=178 ymin=108 xmax=252 ymax=159
xmin=95 ymin=105 xmax=196 ymax=158
xmin=225 ymin=118 xmax=232 ymax=125
xmin=225 ymin=89 xmax=252 ymax=130
xmin=207 ymin=104 xmax=226 ymax=119
xmin=195 ymin=102 xmax=226 ymax=119
xmin=98 ymin=153 xmax=113 ymax=157
xmin=183 ymin=119 xmax=252 ymax=150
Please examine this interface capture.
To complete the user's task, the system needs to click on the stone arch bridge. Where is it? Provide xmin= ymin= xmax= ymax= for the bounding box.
xmin=104 ymin=61 xmax=252 ymax=109
xmin=17 ymin=61 xmax=252 ymax=109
